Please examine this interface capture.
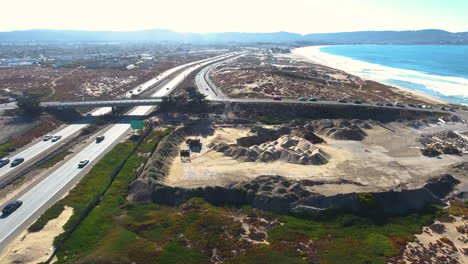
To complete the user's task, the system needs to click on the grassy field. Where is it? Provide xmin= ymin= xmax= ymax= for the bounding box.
xmin=38 ymin=151 xmax=72 ymax=169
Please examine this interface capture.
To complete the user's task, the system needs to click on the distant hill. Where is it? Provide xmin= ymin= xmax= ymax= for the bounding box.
xmin=0 ymin=29 xmax=467 ymax=44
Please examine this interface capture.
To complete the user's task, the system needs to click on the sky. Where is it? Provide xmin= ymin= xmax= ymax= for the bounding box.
xmin=1 ymin=0 xmax=467 ymax=34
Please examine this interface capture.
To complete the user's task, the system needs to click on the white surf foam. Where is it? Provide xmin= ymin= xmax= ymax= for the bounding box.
xmin=293 ymin=46 xmax=468 ymax=99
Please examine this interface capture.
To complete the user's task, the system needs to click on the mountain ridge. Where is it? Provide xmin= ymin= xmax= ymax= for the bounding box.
xmin=1 ymin=29 xmax=467 ymax=44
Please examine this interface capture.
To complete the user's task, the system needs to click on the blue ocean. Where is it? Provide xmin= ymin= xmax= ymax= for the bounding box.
xmin=299 ymin=45 xmax=468 ymax=105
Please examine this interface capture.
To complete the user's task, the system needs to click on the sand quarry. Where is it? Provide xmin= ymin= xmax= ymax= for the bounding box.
xmin=165 ymin=121 xmax=468 ymax=194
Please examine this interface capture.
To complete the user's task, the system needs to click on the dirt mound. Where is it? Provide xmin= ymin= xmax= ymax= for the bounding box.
xmin=236 ymin=126 xmax=291 ymax=147
xmin=330 ymin=129 xmax=367 ymax=141
xmin=128 ymin=174 xmax=460 ymax=215
xmin=292 ymin=129 xmax=325 ymax=144
xmin=214 ymin=135 xmax=328 ymax=165
xmin=306 ymin=119 xmax=369 ymax=141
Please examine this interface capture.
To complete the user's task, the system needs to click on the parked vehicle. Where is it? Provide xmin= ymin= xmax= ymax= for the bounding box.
xmin=43 ymin=135 xmax=53 ymax=141
xmin=375 ymin=102 xmax=384 ymax=106
xmin=78 ymin=160 xmax=89 ymax=168
xmin=408 ymin=104 xmax=416 ymax=108
xmin=353 ymin=100 xmax=362 ymax=104
xmin=385 ymin=102 xmax=393 ymax=107
xmin=395 ymin=102 xmax=405 ymax=107
xmin=308 ymin=98 xmax=318 ymax=102
xmin=298 ymin=97 xmax=307 ymax=101
xmin=449 ymin=107 xmax=455 ymax=112
xmin=96 ymin=136 xmax=105 ymax=143
xmin=273 ymin=97 xmax=282 ymax=101
xmin=440 ymin=107 xmax=446 ymax=111
xmin=0 ymin=158 xmax=9 ymax=168
xmin=51 ymin=135 xmax=62 ymax=142
xmin=337 ymin=99 xmax=347 ymax=103
xmin=11 ymin=158 xmax=24 ymax=167
xmin=2 ymin=200 xmax=22 ymax=215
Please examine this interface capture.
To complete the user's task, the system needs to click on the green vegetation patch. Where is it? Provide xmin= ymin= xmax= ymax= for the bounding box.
xmin=38 ymin=151 xmax=72 ymax=169
xmin=0 ymin=141 xmax=14 ymax=158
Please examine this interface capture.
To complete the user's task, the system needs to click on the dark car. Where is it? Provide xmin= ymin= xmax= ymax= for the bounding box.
xmin=78 ymin=160 xmax=89 ymax=168
xmin=297 ymin=97 xmax=307 ymax=101
xmin=385 ymin=102 xmax=394 ymax=107
xmin=96 ymin=135 xmax=105 ymax=143
xmin=353 ymin=100 xmax=362 ymax=104
xmin=408 ymin=104 xmax=416 ymax=108
xmin=0 ymin=158 xmax=9 ymax=168
xmin=273 ymin=97 xmax=282 ymax=101
xmin=2 ymin=200 xmax=22 ymax=215
xmin=11 ymin=158 xmax=24 ymax=167
xmin=395 ymin=102 xmax=405 ymax=108
xmin=375 ymin=102 xmax=384 ymax=106
xmin=309 ymin=98 xmax=318 ymax=102
xmin=337 ymin=99 xmax=347 ymax=103
xmin=51 ymin=135 xmax=62 ymax=142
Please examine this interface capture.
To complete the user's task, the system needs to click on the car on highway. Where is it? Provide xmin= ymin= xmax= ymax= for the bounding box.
xmin=297 ymin=97 xmax=307 ymax=101
xmin=353 ymin=100 xmax=362 ymax=104
xmin=43 ymin=135 xmax=53 ymax=141
xmin=375 ymin=102 xmax=384 ymax=106
xmin=78 ymin=160 xmax=89 ymax=168
xmin=51 ymin=135 xmax=62 ymax=142
xmin=0 ymin=158 xmax=10 ymax=168
xmin=2 ymin=200 xmax=22 ymax=215
xmin=273 ymin=97 xmax=282 ymax=101
xmin=385 ymin=102 xmax=394 ymax=107
xmin=408 ymin=104 xmax=416 ymax=108
xmin=10 ymin=158 xmax=24 ymax=167
xmin=337 ymin=99 xmax=347 ymax=103
xmin=96 ymin=135 xmax=105 ymax=143
xmin=308 ymin=98 xmax=318 ymax=102
xmin=395 ymin=102 xmax=405 ymax=108
xmin=137 ymin=88 xmax=142 ymax=92
xmin=166 ymin=87 xmax=170 ymax=90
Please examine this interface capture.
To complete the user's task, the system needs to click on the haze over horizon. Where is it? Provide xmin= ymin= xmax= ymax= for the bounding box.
xmin=1 ymin=0 xmax=467 ymax=34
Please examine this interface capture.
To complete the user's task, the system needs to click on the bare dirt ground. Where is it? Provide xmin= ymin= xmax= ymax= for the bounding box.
xmin=165 ymin=122 xmax=468 ymax=193
xmin=210 ymin=51 xmax=441 ymax=105
xmin=0 ymin=206 xmax=72 ymax=264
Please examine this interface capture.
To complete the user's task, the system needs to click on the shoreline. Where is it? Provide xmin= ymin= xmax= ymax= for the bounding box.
xmin=292 ymin=46 xmax=450 ymax=105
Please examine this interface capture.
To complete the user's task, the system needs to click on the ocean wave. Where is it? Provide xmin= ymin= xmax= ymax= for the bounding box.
xmin=293 ymin=46 xmax=468 ymax=105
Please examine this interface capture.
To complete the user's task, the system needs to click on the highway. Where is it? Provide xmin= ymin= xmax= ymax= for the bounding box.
xmin=0 ymin=52 xmax=240 ymax=250
xmin=0 ymin=53 xmax=235 ymax=186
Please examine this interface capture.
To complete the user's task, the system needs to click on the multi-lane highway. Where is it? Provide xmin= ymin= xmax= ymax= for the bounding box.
xmin=0 ymin=53 xmax=236 ymax=187
xmin=0 ymin=52 xmax=240 ymax=250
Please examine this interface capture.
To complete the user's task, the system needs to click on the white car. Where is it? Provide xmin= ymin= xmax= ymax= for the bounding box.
xmin=43 ymin=135 xmax=53 ymax=141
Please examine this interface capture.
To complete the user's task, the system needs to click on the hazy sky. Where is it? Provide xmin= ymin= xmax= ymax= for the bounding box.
xmin=2 ymin=0 xmax=467 ymax=33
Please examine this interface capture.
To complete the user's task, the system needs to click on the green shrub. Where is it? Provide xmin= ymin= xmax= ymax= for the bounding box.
xmin=359 ymin=193 xmax=378 ymax=209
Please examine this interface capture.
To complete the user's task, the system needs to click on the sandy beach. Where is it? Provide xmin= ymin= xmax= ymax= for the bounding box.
xmin=293 ymin=46 xmax=449 ymax=105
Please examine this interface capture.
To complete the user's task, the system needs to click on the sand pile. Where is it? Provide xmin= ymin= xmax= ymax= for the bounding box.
xmin=305 ymin=119 xmax=368 ymax=141
xmin=213 ymin=135 xmax=328 ymax=165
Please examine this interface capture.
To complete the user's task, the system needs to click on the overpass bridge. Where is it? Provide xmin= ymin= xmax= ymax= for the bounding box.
xmin=40 ymin=97 xmax=165 ymax=109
